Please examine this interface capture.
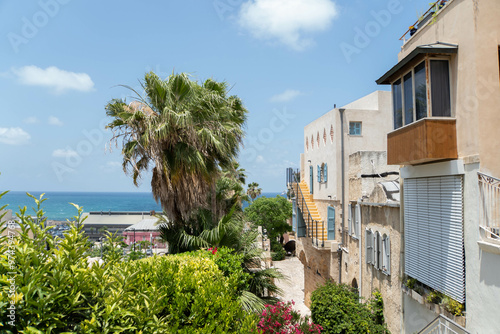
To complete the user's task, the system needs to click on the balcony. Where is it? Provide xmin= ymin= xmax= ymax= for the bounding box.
xmin=387 ymin=118 xmax=457 ymax=165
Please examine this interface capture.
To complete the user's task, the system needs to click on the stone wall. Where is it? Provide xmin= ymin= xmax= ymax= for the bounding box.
xmin=296 ymin=236 xmax=339 ymax=306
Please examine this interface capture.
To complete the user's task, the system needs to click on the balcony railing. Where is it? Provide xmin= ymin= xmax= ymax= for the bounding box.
xmin=387 ymin=118 xmax=457 ymax=165
xmin=400 ymin=0 xmax=449 ymax=43
xmin=287 ymin=169 xmax=325 ymax=248
xmin=418 ymin=315 xmax=469 ymax=334
xmin=478 ymin=172 xmax=500 ymax=243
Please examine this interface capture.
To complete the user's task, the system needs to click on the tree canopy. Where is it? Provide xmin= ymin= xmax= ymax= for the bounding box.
xmin=106 ymin=72 xmax=247 ymax=224
xmin=244 ymin=196 xmax=292 ymax=242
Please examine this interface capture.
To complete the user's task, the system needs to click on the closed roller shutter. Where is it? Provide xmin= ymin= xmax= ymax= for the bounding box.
xmin=404 ymin=175 xmax=465 ymax=303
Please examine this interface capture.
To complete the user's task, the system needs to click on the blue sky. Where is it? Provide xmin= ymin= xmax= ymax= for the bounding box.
xmin=0 ymin=0 xmax=429 ymax=193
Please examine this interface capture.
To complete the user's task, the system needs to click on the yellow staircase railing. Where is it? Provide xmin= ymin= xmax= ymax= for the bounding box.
xmin=291 ymin=179 xmax=327 ymax=247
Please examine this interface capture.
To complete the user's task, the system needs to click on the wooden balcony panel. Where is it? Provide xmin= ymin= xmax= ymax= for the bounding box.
xmin=387 ymin=118 xmax=457 ymax=166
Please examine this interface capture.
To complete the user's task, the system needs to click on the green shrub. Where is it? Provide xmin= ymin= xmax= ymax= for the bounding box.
xmin=271 ymin=240 xmax=286 ymax=261
xmin=426 ymin=290 xmax=444 ymax=304
xmin=0 ymin=194 xmax=258 ymax=333
xmin=310 ymin=281 xmax=390 ymax=334
xmin=442 ymin=296 xmax=464 ymax=316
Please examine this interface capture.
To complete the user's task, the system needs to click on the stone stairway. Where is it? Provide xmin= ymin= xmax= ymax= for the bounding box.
xmin=294 ymin=181 xmax=328 ymax=242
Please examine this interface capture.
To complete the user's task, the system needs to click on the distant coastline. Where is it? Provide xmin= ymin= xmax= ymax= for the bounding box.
xmin=1 ymin=191 xmax=283 ymax=221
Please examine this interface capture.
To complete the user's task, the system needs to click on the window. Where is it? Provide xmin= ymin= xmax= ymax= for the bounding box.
xmin=348 ymin=203 xmax=360 ymax=239
xmin=317 ymin=132 xmax=320 ymax=148
xmin=306 ymin=137 xmax=308 ymax=151
xmin=382 ymin=234 xmax=391 ymax=275
xmin=349 ymin=122 xmax=362 ymax=135
xmin=430 ymin=60 xmax=451 ymax=117
xmin=317 ymin=163 xmax=328 ymax=183
xmin=403 ymin=72 xmax=414 ymax=125
xmin=366 ymin=229 xmax=373 ymax=264
xmin=323 ymin=128 xmax=326 ymax=144
xmin=392 ymin=79 xmax=403 ymax=129
xmin=478 ymin=172 xmax=500 ymax=245
xmin=330 ymin=125 xmax=334 ymax=142
xmin=404 ymin=175 xmax=465 ymax=303
xmin=391 ymin=59 xmax=451 ymax=129
xmin=414 ymin=61 xmax=427 ymax=120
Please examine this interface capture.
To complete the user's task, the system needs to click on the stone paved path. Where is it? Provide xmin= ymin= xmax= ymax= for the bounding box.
xmin=273 ymin=256 xmax=310 ymax=316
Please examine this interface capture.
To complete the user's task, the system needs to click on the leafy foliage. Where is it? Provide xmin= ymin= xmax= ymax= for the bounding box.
xmin=106 ymin=72 xmax=247 ymax=224
xmin=271 ymin=240 xmax=286 ymax=261
xmin=310 ymin=281 xmax=390 ymax=334
xmin=244 ymin=196 xmax=292 ymax=243
xmin=0 ymin=194 xmax=258 ymax=333
xmin=257 ymin=301 xmax=322 ymax=334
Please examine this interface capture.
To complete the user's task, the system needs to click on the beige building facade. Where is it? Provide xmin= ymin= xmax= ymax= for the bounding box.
xmin=375 ymin=0 xmax=500 ymax=332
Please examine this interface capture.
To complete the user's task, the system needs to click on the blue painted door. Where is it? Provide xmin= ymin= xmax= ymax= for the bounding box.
xmin=309 ymin=165 xmax=313 ymax=194
xmin=327 ymin=206 xmax=335 ymax=240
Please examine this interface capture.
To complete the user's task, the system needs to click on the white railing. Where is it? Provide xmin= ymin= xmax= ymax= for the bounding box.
xmin=478 ymin=172 xmax=500 ymax=243
xmin=418 ymin=315 xmax=469 ymax=334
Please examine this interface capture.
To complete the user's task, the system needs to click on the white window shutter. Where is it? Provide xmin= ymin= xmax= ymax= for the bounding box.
xmin=355 ymin=204 xmax=361 ymax=238
xmin=386 ymin=235 xmax=391 ymax=275
xmin=348 ymin=204 xmax=352 ymax=236
xmin=404 ymin=175 xmax=464 ymax=303
xmin=365 ymin=229 xmax=372 ymax=264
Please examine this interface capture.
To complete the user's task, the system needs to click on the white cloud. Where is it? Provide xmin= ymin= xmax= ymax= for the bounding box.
xmin=256 ymin=155 xmax=266 ymax=163
xmin=24 ymin=116 xmax=39 ymax=124
xmin=52 ymin=148 xmax=78 ymax=158
xmin=12 ymin=65 xmax=94 ymax=94
xmin=48 ymin=116 xmax=63 ymax=126
xmin=238 ymin=0 xmax=338 ymax=50
xmin=270 ymin=89 xmax=303 ymax=102
xmin=100 ymin=161 xmax=122 ymax=172
xmin=0 ymin=127 xmax=31 ymax=145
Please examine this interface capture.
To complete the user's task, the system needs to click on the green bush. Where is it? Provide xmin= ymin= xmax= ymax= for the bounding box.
xmin=271 ymin=240 xmax=286 ymax=261
xmin=442 ymin=296 xmax=465 ymax=316
xmin=426 ymin=290 xmax=444 ymax=304
xmin=0 ymin=195 xmax=258 ymax=333
xmin=310 ymin=281 xmax=390 ymax=334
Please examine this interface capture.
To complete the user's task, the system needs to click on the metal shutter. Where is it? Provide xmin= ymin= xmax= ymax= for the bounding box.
xmin=404 ymin=175 xmax=465 ymax=303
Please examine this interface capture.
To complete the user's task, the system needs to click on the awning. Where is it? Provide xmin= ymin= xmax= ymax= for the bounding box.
xmin=376 ymin=42 xmax=458 ymax=85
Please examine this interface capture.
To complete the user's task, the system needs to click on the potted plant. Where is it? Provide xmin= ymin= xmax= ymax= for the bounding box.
xmin=409 ymin=25 xmax=417 ymax=36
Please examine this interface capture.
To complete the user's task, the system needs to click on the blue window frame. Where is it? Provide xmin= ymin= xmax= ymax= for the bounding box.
xmin=349 ymin=122 xmax=362 ymax=136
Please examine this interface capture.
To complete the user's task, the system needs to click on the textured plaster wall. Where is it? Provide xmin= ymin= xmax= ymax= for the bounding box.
xmin=348 ymin=151 xmax=399 ymax=202
xmin=399 ymin=0 xmax=500 ymax=178
xmin=359 ymin=202 xmax=402 ymax=334
xmin=302 ymin=91 xmax=393 ymax=206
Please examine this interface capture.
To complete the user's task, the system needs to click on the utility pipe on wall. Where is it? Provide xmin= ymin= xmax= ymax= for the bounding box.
xmin=339 ymin=108 xmax=345 ymax=284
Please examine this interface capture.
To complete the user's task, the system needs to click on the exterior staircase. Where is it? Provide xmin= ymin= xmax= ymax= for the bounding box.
xmin=292 ymin=181 xmax=328 ymax=246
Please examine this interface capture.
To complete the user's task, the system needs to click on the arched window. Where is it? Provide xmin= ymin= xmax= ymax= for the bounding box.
xmin=330 ymin=125 xmax=334 ymax=142
xmin=311 ymin=135 xmax=314 ymax=150
xmin=317 ymin=132 xmax=320 ymax=148
xmin=323 ymin=128 xmax=327 ymax=145
xmin=306 ymin=137 xmax=309 ymax=151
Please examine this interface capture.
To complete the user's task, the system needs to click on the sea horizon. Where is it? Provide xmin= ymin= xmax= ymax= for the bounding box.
xmin=1 ymin=191 xmax=284 ymax=221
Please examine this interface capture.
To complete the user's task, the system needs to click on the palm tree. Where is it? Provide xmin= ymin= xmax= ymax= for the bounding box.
xmin=106 ymin=72 xmax=247 ymax=224
xmin=247 ymin=182 xmax=262 ymax=201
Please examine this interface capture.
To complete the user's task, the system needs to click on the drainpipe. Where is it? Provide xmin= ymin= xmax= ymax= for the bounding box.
xmin=358 ymin=200 xmax=362 ymax=298
xmin=339 ymin=108 xmax=345 ymax=284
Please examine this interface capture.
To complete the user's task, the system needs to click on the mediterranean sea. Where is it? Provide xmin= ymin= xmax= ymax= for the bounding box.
xmin=1 ymin=191 xmax=283 ymax=220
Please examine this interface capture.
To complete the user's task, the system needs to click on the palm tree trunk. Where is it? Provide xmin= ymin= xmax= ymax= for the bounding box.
xmin=211 ymin=181 xmax=217 ymax=223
